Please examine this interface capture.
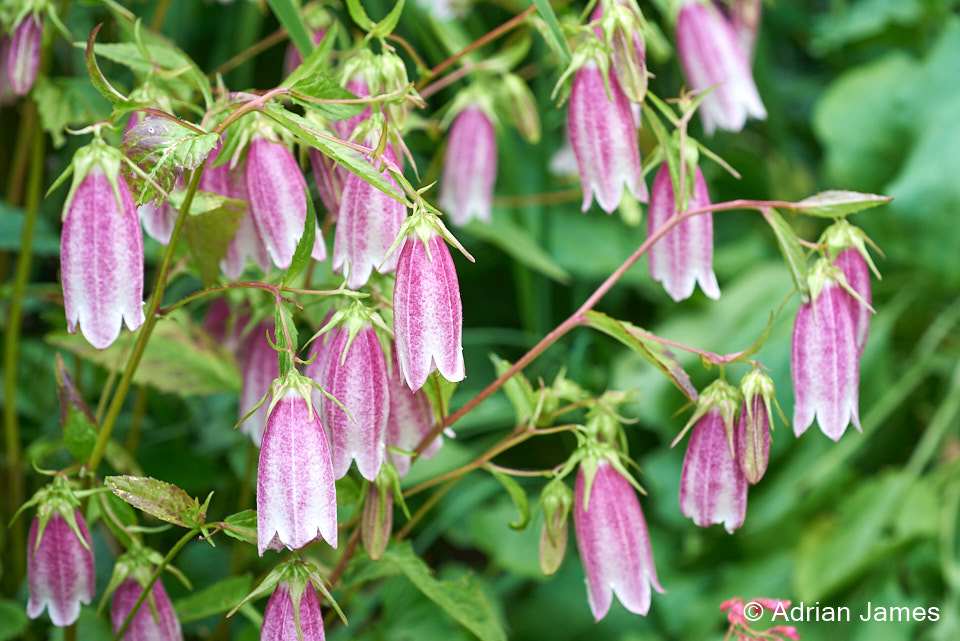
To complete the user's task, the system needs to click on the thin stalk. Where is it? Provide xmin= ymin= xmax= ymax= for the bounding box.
xmin=87 ymin=167 xmax=206 ymax=473
xmin=114 ymin=528 xmax=199 ymax=640
xmin=396 ymin=479 xmax=459 ymax=540
xmin=2 ymin=103 xmax=43 ymax=589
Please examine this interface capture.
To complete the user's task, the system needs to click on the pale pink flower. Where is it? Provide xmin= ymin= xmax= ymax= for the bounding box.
xmin=110 ymin=579 xmax=182 ymax=641
xmin=261 ymin=582 xmax=326 ymax=641
xmin=26 ymin=512 xmax=94 ymax=627
xmin=238 ymin=322 xmax=280 ymax=447
xmin=7 ymin=13 xmax=41 ymax=95
xmin=440 ymin=106 xmax=497 ymax=225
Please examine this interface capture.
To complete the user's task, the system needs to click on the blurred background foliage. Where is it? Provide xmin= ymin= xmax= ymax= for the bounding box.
xmin=1 ymin=0 xmax=959 ymax=640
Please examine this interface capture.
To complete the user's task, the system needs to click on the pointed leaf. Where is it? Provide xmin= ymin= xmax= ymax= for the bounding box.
xmin=282 ymin=189 xmax=316 ymax=287
xmin=485 ymin=465 xmax=531 ymax=530
xmin=221 ymin=510 xmax=258 ymax=546
xmin=174 ymin=575 xmax=253 ymax=623
xmin=489 ymin=354 xmax=537 ymax=424
xmin=105 ymin=475 xmax=206 ymax=528
xmin=788 ymin=190 xmax=892 ymax=218
xmin=267 ymin=0 xmax=315 ymax=56
xmin=763 ymin=208 xmax=810 ymax=298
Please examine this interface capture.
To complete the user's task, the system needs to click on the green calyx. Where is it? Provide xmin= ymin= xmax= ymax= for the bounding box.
xmin=551 ymin=36 xmax=612 ymax=104
xmin=17 ymin=475 xmax=89 ymax=553
xmin=819 ymin=219 xmax=882 ymax=279
xmin=739 ymin=367 xmax=782 ymax=434
xmin=540 ymin=478 xmax=573 ymax=543
xmin=50 ymin=138 xmax=125 ymax=221
xmin=99 ymin=544 xmax=191 ymax=614
xmin=672 ymin=378 xmax=740 ymax=453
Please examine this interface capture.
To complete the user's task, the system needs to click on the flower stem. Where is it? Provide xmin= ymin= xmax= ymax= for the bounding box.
xmin=86 ymin=166 xmax=206 ymax=473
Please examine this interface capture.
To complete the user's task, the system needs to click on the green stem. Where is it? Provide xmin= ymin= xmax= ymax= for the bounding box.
xmin=114 ymin=528 xmax=199 ymax=641
xmin=2 ymin=108 xmax=43 ymax=589
xmin=87 ymin=167 xmax=206 ymax=473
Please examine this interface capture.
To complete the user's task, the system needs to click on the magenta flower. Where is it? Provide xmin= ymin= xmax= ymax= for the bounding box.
xmin=647 ymin=165 xmax=720 ymax=301
xmin=138 ymin=201 xmax=176 ymax=245
xmin=319 ymin=321 xmax=389 ymax=480
xmin=333 ymin=147 xmax=406 ymax=289
xmin=26 ymin=511 xmax=94 ymax=627
xmin=7 ymin=13 xmax=41 ymax=96
xmin=792 ymin=262 xmax=861 ymax=441
xmin=567 ymin=62 xmax=646 ymax=213
xmin=574 ymin=458 xmax=663 ymax=620
xmin=679 ymin=380 xmax=747 ymax=532
xmin=61 ymin=163 xmax=145 ymax=350
xmin=258 ymin=376 xmax=338 ymax=554
xmin=393 ymin=231 xmax=465 ymax=391
xmin=834 ymin=248 xmax=872 ymax=354
xmin=440 ymin=106 xmax=497 ymax=225
xmin=245 ymin=137 xmax=325 ymax=269
xmin=111 ymin=579 xmax=182 ymax=641
xmin=386 ymin=353 xmax=440 ymax=477
xmin=261 ymin=581 xmax=326 ymax=641
xmin=676 ymin=0 xmax=766 ymax=134
xmin=238 ymin=322 xmax=280 ymax=447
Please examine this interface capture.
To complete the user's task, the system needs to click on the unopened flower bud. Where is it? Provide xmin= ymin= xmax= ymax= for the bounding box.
xmin=735 ymin=369 xmax=775 ymax=485
xmin=539 ymin=479 xmax=572 ymax=575
xmin=593 ymin=0 xmax=649 ymax=104
xmin=502 ymin=74 xmax=541 ymax=144
xmin=7 ymin=13 xmax=41 ymax=96
xmin=361 ymin=466 xmax=399 ymax=560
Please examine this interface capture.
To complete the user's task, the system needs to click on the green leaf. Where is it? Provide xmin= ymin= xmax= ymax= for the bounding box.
xmin=267 ymin=0 xmax=316 ymax=57
xmin=282 ymin=188 xmax=317 ymax=287
xmin=345 ymin=0 xmax=376 ymax=31
xmin=84 ymin=25 xmax=131 ymax=106
xmin=371 ymin=0 xmax=406 ymax=38
xmin=33 ymin=77 xmax=111 ymax=148
xmin=63 ymin=410 xmax=98 ymax=462
xmin=465 ymin=215 xmax=570 ymax=283
xmin=174 ymin=575 xmax=252 ymax=623
xmin=788 ymin=191 xmax=892 ymax=218
xmin=46 ymin=312 xmax=241 ymax=396
xmin=531 ymin=0 xmax=572 ymax=65
xmin=422 ymin=372 xmax=458 ymax=424
xmin=105 ymin=475 xmax=207 ymax=528
xmin=583 ymin=311 xmax=698 ymax=401
xmin=0 ymin=600 xmax=28 ymax=641
xmin=172 ymin=190 xmax=246 ymax=286
xmin=485 ymin=466 xmax=531 ymax=530
xmin=489 ymin=354 xmax=536 ymax=424
xmin=363 ymin=542 xmax=507 ymax=641
xmin=762 ymin=208 xmax=809 ymax=298
xmin=283 ymin=22 xmax=337 ymax=87
xmin=221 ymin=510 xmax=258 ymax=545
xmin=291 ymin=74 xmax=365 ymax=121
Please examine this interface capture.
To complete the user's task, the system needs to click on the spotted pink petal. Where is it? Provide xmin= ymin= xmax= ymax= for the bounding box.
xmin=257 ymin=391 xmax=338 ymax=554
xmin=61 ymin=169 xmax=145 ymax=350
xmin=138 ymin=201 xmax=176 ymax=245
xmin=26 ymin=512 xmax=94 ymax=627
xmin=834 ymin=248 xmax=871 ymax=354
xmin=7 ymin=14 xmax=40 ymax=96
xmin=261 ymin=582 xmax=326 ymax=641
xmin=386 ymin=352 xmax=440 ymax=477
xmin=791 ymin=281 xmax=861 ymax=441
xmin=680 ymin=409 xmax=748 ymax=532
xmin=333 ymin=152 xmax=406 ymax=289
xmin=574 ymin=460 xmax=663 ymax=620
xmin=393 ymin=233 xmax=465 ymax=391
xmin=245 ymin=138 xmax=310 ymax=269
xmin=321 ymin=326 xmax=389 ymax=480
xmin=110 ymin=579 xmax=182 ymax=641
xmin=440 ymin=106 xmax=497 ymax=225
xmin=567 ymin=63 xmax=646 ymax=213
xmin=676 ymin=0 xmax=766 ymax=134
xmin=238 ymin=322 xmax=280 ymax=447
xmin=647 ymin=165 xmax=720 ymax=301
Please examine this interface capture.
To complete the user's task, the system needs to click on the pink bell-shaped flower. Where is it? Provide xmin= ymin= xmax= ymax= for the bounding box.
xmin=792 ymin=260 xmax=861 ymax=441
xmin=336 ymin=77 xmax=371 ymax=139
xmin=261 ymin=580 xmax=327 ymax=641
xmin=834 ymin=248 xmax=872 ymax=354
xmin=333 ymin=145 xmax=406 ymax=289
xmin=386 ymin=352 xmax=440 ymax=477
xmin=574 ymin=456 xmax=663 ymax=620
xmin=676 ymin=0 xmax=766 ymax=134
xmin=393 ymin=226 xmax=465 ymax=391
xmin=567 ymin=61 xmax=646 ymax=213
xmin=309 ymin=148 xmax=343 ymax=216
xmin=60 ymin=143 xmax=145 ymax=350
xmin=679 ymin=379 xmax=748 ymax=532
xmin=238 ymin=322 xmax=280 ymax=447
xmin=138 ymin=200 xmax=177 ymax=245
xmin=647 ymin=165 xmax=720 ymax=301
xmin=317 ymin=308 xmax=389 ymax=481
xmin=7 ymin=13 xmax=41 ymax=95
xmin=440 ymin=105 xmax=498 ymax=225
xmin=111 ymin=579 xmax=182 ymax=641
xmin=257 ymin=372 xmax=338 ymax=554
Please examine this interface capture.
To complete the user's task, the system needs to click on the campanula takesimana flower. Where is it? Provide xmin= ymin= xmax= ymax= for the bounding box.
xmin=440 ymin=105 xmax=498 ymax=226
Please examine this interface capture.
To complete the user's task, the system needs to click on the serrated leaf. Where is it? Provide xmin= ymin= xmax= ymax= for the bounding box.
xmin=465 ymin=215 xmax=569 ymax=283
xmin=106 ymin=475 xmax=206 ymax=528
xmin=171 ymin=190 xmax=245 ymax=286
xmin=0 ymin=600 xmax=28 ymax=641
xmin=490 ymin=354 xmax=536 ymax=424
xmin=763 ymin=208 xmax=810 ymax=297
xmin=788 ymin=190 xmax=892 ymax=217
xmin=174 ymin=575 xmax=252 ymax=623
xmin=221 ymin=510 xmax=258 ymax=545
xmin=291 ymin=74 xmax=365 ymax=121
xmin=584 ymin=311 xmax=698 ymax=401
xmin=486 ymin=466 xmax=530 ymax=530
xmin=267 ymin=0 xmax=316 ymax=57
xmin=282 ymin=189 xmax=316 ymax=286
xmin=46 ymin=312 xmax=241 ymax=396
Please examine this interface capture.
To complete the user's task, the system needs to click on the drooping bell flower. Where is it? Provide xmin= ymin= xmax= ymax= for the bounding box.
xmin=386 ymin=352 xmax=440 ymax=477
xmin=539 ymin=478 xmax=572 ymax=576
xmin=647 ymin=165 xmax=720 ymax=301
xmin=678 ymin=379 xmax=748 ymax=533
xmin=333 ymin=144 xmax=406 ymax=288
xmin=282 ymin=28 xmax=327 ymax=77
xmin=728 ymin=0 xmax=762 ymax=58
xmin=24 ymin=477 xmax=94 ymax=627
xmin=316 ymin=306 xmax=389 ymax=480
xmin=591 ymin=0 xmax=648 ymax=104
xmin=439 ymin=104 xmax=498 ymax=226
xmin=60 ymin=141 xmax=145 ymax=349
xmin=735 ymin=368 xmax=775 ymax=485
xmin=261 ymin=580 xmax=326 ymax=641
xmin=7 ymin=13 xmax=41 ymax=96
xmin=566 ymin=58 xmax=646 ymax=213
xmin=393 ymin=214 xmax=466 ymax=391
xmin=574 ymin=456 xmax=663 ymax=620
xmin=245 ymin=136 xmax=325 ymax=270
xmin=138 ymin=200 xmax=177 ymax=245
xmin=676 ymin=0 xmax=766 ymax=134
xmin=238 ymin=322 xmax=280 ymax=447
xmin=821 ymin=220 xmax=878 ymax=355
xmin=258 ymin=371 xmax=338 ymax=554
xmin=215 ymin=159 xmax=272 ymax=279
xmin=111 ymin=579 xmax=183 ymax=641
xmin=792 ymin=260 xmax=861 ymax=441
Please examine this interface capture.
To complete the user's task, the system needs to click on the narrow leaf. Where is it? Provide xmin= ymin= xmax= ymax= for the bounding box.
xmin=485 ymin=465 xmax=531 ymax=530
xmin=221 ymin=510 xmax=258 ymax=546
xmin=489 ymin=354 xmax=537 ymax=424
xmin=531 ymin=0 xmax=572 ymax=64
xmin=267 ymin=0 xmax=315 ymax=56
xmin=282 ymin=188 xmax=317 ymax=286
xmin=788 ymin=190 xmax=892 ymax=218
xmin=763 ymin=208 xmax=810 ymax=298
xmin=465 ymin=216 xmax=569 ymax=283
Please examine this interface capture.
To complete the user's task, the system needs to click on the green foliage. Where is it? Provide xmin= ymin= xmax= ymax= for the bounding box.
xmin=106 ymin=475 xmax=209 ymax=528
xmin=177 ymin=190 xmax=246 ymax=286
xmin=174 ymin=575 xmax=252 ymax=622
